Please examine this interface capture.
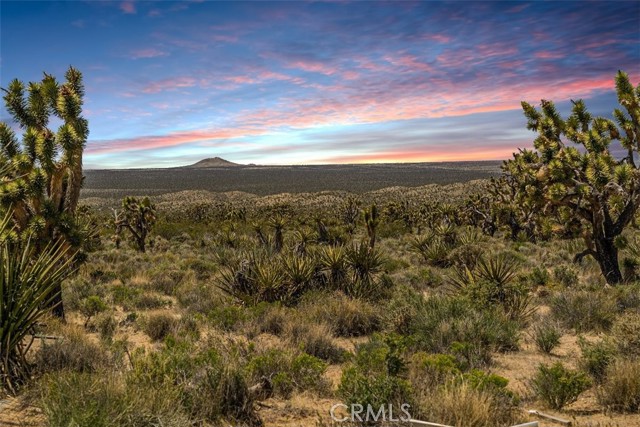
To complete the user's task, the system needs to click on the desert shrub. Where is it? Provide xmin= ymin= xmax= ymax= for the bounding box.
xmin=208 ymin=305 xmax=248 ymax=332
xmin=245 ymin=348 xmax=328 ymax=397
xmin=92 ymin=312 xmax=118 ymax=341
xmin=528 ymin=266 xmax=550 ymax=286
xmin=410 ymin=296 xmax=520 ymax=368
xmin=531 ymin=319 xmax=562 ymax=354
xmin=578 ymin=337 xmax=618 ymax=383
xmin=550 ymin=290 xmax=617 ymax=332
xmin=79 ymin=295 xmax=108 ymax=327
xmin=531 ymin=362 xmax=591 ymax=410
xmin=614 ymin=283 xmax=640 ymax=311
xmin=415 ymin=380 xmax=522 ymax=427
xmin=244 ymin=302 xmax=289 ymax=336
xmin=134 ymin=292 xmax=171 ymax=310
xmin=130 ymin=338 xmax=260 ymax=425
xmin=338 ymin=335 xmax=412 ymax=410
xmin=110 ymin=284 xmax=143 ymax=310
xmin=142 ymin=313 xmax=177 ymax=341
xmin=447 ymin=243 xmax=483 ymax=269
xmin=552 ymin=265 xmax=579 ymax=287
xmin=39 ymin=372 xmax=191 ymax=427
xmin=148 ymin=269 xmax=185 ymax=296
xmin=185 ymin=257 xmax=217 ymax=280
xmin=598 ymin=358 xmax=640 ymax=412
xmin=64 ymin=276 xmax=108 ymax=312
xmin=409 ymin=352 xmax=461 ymax=390
xmin=611 ymin=311 xmax=640 ymax=356
xmin=383 ymin=285 xmax=424 ymax=335
xmin=36 ymin=329 xmax=111 ymax=373
xmin=305 ymin=292 xmax=381 ymax=337
xmin=176 ymin=281 xmax=220 ymax=314
xmin=285 ymin=321 xmax=345 ymax=363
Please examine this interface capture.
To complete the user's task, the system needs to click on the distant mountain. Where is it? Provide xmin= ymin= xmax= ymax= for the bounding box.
xmin=186 ymin=157 xmax=241 ymax=168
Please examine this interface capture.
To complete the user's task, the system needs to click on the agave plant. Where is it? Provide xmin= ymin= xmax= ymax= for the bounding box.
xmin=0 ymin=214 xmax=76 ymax=393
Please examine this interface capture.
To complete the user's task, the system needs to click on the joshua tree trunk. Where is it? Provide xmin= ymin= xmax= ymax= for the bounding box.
xmin=594 ymin=234 xmax=623 ymax=285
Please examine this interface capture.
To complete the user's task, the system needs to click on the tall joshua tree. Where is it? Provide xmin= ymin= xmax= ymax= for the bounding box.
xmin=504 ymin=71 xmax=639 ymax=284
xmin=114 ymin=196 xmax=157 ymax=253
xmin=0 ymin=66 xmax=89 ymax=317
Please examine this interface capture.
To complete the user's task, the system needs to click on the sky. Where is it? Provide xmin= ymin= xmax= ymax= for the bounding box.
xmin=1 ymin=1 xmax=639 ymax=169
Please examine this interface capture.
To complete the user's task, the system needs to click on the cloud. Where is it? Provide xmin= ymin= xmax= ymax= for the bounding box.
xmin=142 ymin=76 xmax=197 ymax=93
xmin=120 ymin=1 xmax=136 ymax=14
xmin=129 ymin=48 xmax=168 ymax=59
xmin=87 ymin=128 xmax=264 ymax=155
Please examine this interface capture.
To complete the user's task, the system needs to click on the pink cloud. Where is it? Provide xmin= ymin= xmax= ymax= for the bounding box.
xmin=318 ymin=146 xmax=512 ymax=164
xmin=385 ymin=54 xmax=434 ymax=72
xmin=87 ymin=128 xmax=265 ymax=155
xmin=94 ymin=71 xmax=634 ymax=157
xmin=534 ymin=51 xmax=565 ymax=59
xmin=212 ymin=34 xmax=239 ymax=43
xmin=129 ymin=48 xmax=168 ymax=59
xmin=120 ymin=1 xmax=136 ymax=14
xmin=142 ymin=76 xmax=197 ymax=93
xmin=423 ymin=33 xmax=451 ymax=43
xmin=287 ymin=60 xmax=337 ymax=76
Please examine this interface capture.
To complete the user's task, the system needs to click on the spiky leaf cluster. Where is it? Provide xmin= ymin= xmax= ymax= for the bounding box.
xmin=0 ymin=67 xmax=88 ymax=247
xmin=504 ymin=71 xmax=640 ymax=283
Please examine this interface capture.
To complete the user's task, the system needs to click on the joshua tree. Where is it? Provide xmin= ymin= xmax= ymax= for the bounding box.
xmin=0 ymin=66 xmax=89 ymax=318
xmin=267 ymin=214 xmax=286 ymax=253
xmin=114 ymin=196 xmax=157 ymax=252
xmin=363 ymin=204 xmax=379 ymax=249
xmin=504 ymin=71 xmax=639 ymax=284
xmin=342 ymin=196 xmax=361 ymax=235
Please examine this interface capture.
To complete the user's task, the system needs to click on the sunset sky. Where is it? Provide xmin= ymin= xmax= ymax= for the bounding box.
xmin=1 ymin=1 xmax=639 ymax=169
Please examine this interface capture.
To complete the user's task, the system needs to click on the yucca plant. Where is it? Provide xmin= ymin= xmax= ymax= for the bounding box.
xmin=319 ymin=245 xmax=348 ymax=288
xmin=411 ymin=233 xmax=451 ymax=267
xmin=282 ymin=253 xmax=316 ymax=297
xmin=448 ymin=255 xmax=535 ymax=323
xmin=0 ymin=214 xmax=76 ymax=393
xmin=458 ymin=226 xmax=483 ymax=245
xmin=344 ymin=243 xmax=386 ymax=299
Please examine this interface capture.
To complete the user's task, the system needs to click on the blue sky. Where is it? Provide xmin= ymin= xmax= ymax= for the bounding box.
xmin=1 ymin=1 xmax=639 ymax=168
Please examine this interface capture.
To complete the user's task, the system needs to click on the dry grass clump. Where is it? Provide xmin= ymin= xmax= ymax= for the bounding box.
xmin=36 ymin=327 xmax=112 ymax=373
xmin=611 ymin=311 xmax=640 ymax=357
xmin=285 ymin=320 xmax=345 ymax=363
xmin=530 ymin=317 xmax=563 ymax=354
xmin=598 ymin=358 xmax=640 ymax=413
xmin=39 ymin=371 xmax=192 ymax=427
xmin=550 ymin=289 xmax=618 ymax=332
xmin=141 ymin=313 xmax=178 ymax=341
xmin=416 ymin=381 xmax=523 ymax=427
xmin=302 ymin=291 xmax=382 ymax=337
